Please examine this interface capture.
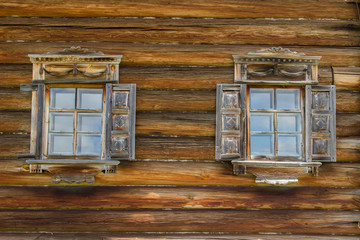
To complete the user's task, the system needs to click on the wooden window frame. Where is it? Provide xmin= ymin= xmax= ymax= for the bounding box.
xmin=216 ymin=47 xmax=335 ymax=184
xmin=19 ymin=47 xmax=136 ymax=184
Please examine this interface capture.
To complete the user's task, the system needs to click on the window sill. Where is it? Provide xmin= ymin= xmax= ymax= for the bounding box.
xmin=26 ymin=159 xmax=120 ymax=184
xmin=231 ymin=159 xmax=322 ymax=185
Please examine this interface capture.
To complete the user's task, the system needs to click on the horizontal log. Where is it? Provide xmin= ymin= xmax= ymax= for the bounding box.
xmin=2 ymin=18 xmax=359 ymax=46
xmin=1 ymin=43 xmax=359 ymax=67
xmin=0 ymin=0 xmax=357 ymax=19
xmin=0 ymin=157 xmax=359 ymax=187
xmin=2 ymin=133 xmax=358 ymax=162
xmin=0 ymin=233 xmax=359 ymax=240
xmin=0 ymin=209 xmax=358 ymax=234
xmin=0 ymin=186 xmax=358 ymax=210
xmin=1 ymin=88 xmax=359 ymax=112
xmin=1 ymin=111 xmax=359 ymax=138
xmin=0 ymin=65 xmax=335 ymax=89
xmin=334 ymin=67 xmax=360 ymax=90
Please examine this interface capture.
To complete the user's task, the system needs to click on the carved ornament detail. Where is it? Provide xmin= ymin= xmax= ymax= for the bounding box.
xmin=46 ymin=46 xmax=105 ymax=55
xmin=248 ymin=47 xmax=306 ymax=56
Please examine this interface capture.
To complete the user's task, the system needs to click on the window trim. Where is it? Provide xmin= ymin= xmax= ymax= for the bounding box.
xmin=43 ymin=85 xmax=106 ymax=159
xmin=246 ymin=86 xmax=305 ymax=161
xmin=215 ymin=47 xmax=336 ymax=184
xmin=19 ymin=47 xmax=138 ymax=184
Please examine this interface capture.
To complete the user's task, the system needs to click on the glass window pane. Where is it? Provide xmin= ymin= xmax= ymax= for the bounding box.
xmin=250 ymin=134 xmax=274 ymax=156
xmin=278 ymin=134 xmax=301 ymax=156
xmin=277 ymin=113 xmax=301 ymax=132
xmin=76 ymin=134 xmax=102 ymax=156
xmin=77 ymin=88 xmax=103 ymax=110
xmin=49 ymin=113 xmax=74 ymax=132
xmin=77 ymin=113 xmax=102 ymax=132
xmin=48 ymin=133 xmax=73 ymax=155
xmin=276 ymin=89 xmax=300 ymax=110
xmin=250 ymin=88 xmax=274 ymax=110
xmin=50 ymin=88 xmax=75 ymax=109
xmin=250 ymin=113 xmax=274 ymax=132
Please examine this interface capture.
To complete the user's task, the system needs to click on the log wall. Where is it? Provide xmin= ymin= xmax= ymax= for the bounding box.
xmin=0 ymin=1 xmax=359 ymax=239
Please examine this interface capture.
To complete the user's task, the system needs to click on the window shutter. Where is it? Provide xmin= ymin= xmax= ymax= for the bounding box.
xmin=305 ymin=85 xmax=336 ymax=162
xmin=106 ymin=84 xmax=136 ymax=160
xmin=216 ymin=84 xmax=247 ymax=160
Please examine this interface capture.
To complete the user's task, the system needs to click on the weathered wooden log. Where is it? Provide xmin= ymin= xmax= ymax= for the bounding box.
xmin=0 ymin=209 xmax=358 ymax=234
xmin=333 ymin=67 xmax=360 ymax=90
xmin=0 ymin=233 xmax=358 ymax=240
xmin=1 ymin=43 xmax=359 ymax=66
xmin=1 ymin=111 xmax=359 ymax=138
xmin=0 ymin=0 xmax=357 ymax=19
xmin=0 ymin=65 xmax=337 ymax=89
xmin=0 ymin=158 xmax=359 ymax=187
xmin=1 ymin=88 xmax=359 ymax=112
xmin=0 ymin=186 xmax=358 ymax=210
xmin=2 ymin=132 xmax=358 ymax=162
xmin=1 ymin=18 xmax=359 ymax=46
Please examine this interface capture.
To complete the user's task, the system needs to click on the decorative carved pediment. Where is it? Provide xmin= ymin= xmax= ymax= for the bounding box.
xmin=248 ymin=47 xmax=306 ymax=56
xmin=46 ymin=46 xmax=104 ymax=55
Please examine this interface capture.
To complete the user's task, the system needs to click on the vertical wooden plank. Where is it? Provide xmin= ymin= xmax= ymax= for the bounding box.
xmin=239 ymin=84 xmax=247 ymax=160
xmin=35 ymin=84 xmax=44 ymax=159
xmin=305 ymin=85 xmax=312 ymax=163
xmin=104 ymin=83 xmax=113 ymax=160
xmin=30 ymin=90 xmax=37 ymax=154
xmin=129 ymin=84 xmax=136 ymax=159
xmin=215 ymin=84 xmax=223 ymax=160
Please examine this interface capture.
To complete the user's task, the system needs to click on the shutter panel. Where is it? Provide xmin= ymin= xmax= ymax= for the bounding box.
xmin=215 ymin=84 xmax=246 ymax=160
xmin=34 ymin=84 xmax=45 ymax=159
xmin=305 ymin=85 xmax=336 ymax=162
xmin=107 ymin=84 xmax=136 ymax=160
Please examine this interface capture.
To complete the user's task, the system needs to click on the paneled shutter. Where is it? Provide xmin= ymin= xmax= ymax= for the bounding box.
xmin=305 ymin=85 xmax=336 ymax=162
xmin=215 ymin=84 xmax=247 ymax=160
xmin=105 ymin=84 xmax=136 ymax=160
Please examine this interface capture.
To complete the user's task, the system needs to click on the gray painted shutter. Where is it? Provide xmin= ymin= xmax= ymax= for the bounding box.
xmin=215 ymin=84 xmax=246 ymax=160
xmin=305 ymin=85 xmax=336 ymax=162
xmin=106 ymin=84 xmax=136 ymax=160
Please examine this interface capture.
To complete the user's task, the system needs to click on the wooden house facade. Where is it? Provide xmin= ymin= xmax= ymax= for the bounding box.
xmin=0 ymin=1 xmax=359 ymax=239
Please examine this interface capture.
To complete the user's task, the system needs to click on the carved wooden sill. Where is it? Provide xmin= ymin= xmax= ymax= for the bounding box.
xmin=231 ymin=160 xmax=322 ymax=185
xmin=26 ymin=159 xmax=119 ymax=184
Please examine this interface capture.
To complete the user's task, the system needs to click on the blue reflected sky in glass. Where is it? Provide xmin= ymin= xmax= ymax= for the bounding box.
xmin=49 ymin=133 xmax=73 ymax=155
xmin=250 ymin=89 xmax=274 ymax=110
xmin=76 ymin=134 xmax=102 ymax=156
xmin=49 ymin=113 xmax=74 ymax=132
xmin=77 ymin=89 xmax=103 ymax=110
xmin=278 ymin=134 xmax=301 ymax=156
xmin=250 ymin=113 xmax=274 ymax=132
xmin=250 ymin=134 xmax=274 ymax=155
xmin=50 ymin=88 xmax=76 ymax=109
xmin=276 ymin=89 xmax=300 ymax=110
xmin=277 ymin=113 xmax=301 ymax=132
xmin=77 ymin=113 xmax=102 ymax=132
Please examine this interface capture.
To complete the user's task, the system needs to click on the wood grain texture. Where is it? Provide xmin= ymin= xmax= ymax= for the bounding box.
xmin=1 ymin=43 xmax=359 ymax=66
xmin=0 ymin=186 xmax=358 ymax=210
xmin=0 ymin=159 xmax=359 ymax=187
xmin=0 ymin=65 xmax=336 ymax=89
xmin=334 ymin=67 xmax=360 ymax=90
xmin=0 ymin=233 xmax=359 ymax=240
xmin=0 ymin=209 xmax=358 ymax=234
xmin=0 ymin=0 xmax=357 ymax=19
xmin=2 ymin=18 xmax=359 ymax=46
xmin=1 ymin=88 xmax=359 ymax=112
xmin=3 ymin=133 xmax=358 ymax=162
xmin=1 ymin=111 xmax=359 ymax=138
